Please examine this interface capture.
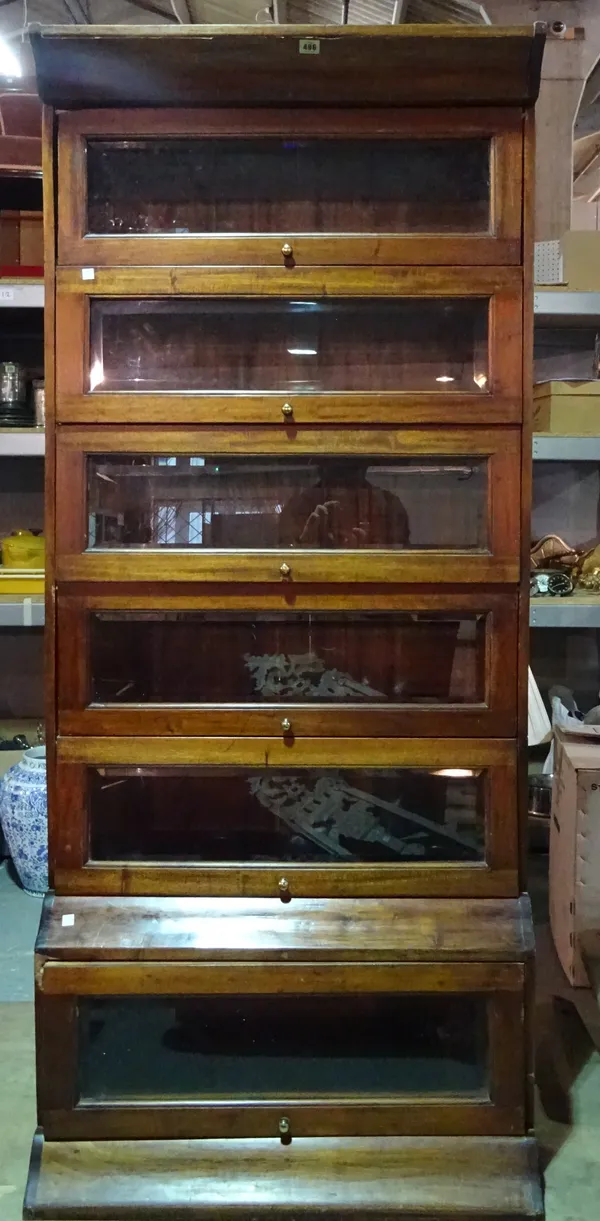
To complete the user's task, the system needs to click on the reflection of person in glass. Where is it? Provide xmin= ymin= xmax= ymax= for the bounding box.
xmin=277 ymin=459 xmax=410 ymax=549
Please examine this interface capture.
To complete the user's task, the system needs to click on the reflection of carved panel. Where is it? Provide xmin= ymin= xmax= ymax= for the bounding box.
xmin=244 ymin=652 xmax=384 ymax=701
xmin=249 ymin=774 xmax=479 ymax=861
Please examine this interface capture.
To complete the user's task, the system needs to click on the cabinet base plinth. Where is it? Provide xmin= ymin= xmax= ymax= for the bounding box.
xmin=24 ymin=1132 xmax=543 ymax=1220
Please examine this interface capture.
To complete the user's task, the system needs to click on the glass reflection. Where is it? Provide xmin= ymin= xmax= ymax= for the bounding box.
xmin=88 ymin=298 xmax=489 ymax=394
xmin=89 ymin=765 xmax=485 ymax=863
xmin=86 ymin=454 xmax=488 ymax=552
xmin=89 ymin=610 xmax=485 ymax=707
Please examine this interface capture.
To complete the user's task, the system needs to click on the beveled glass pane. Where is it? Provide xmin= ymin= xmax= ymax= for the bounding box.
xmin=90 ymin=611 xmax=486 ymax=706
xmin=86 ymin=455 xmax=488 ymax=551
xmin=88 ymin=299 xmax=489 ymax=394
xmin=78 ymin=993 xmax=488 ymax=1102
xmin=89 ymin=766 xmax=485 ymax=863
xmin=86 ymin=137 xmax=491 ymax=236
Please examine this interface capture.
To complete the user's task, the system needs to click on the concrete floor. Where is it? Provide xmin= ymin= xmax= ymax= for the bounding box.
xmin=0 ymin=861 xmax=42 ymax=1221
xmin=0 ymin=860 xmax=599 ymax=1220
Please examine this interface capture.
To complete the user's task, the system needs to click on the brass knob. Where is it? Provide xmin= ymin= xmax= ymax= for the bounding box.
xmin=278 ymin=877 xmax=290 ymax=900
xmin=281 ymin=242 xmax=293 ymax=258
xmin=280 ymin=562 xmax=291 ymax=578
xmin=281 ymin=717 xmax=292 ymax=734
xmin=279 ymin=1116 xmax=291 ymax=1137
xmin=281 ymin=402 xmax=293 ymax=418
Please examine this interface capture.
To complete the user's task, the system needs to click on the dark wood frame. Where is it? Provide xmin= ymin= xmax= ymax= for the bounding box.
xmin=36 ymin=959 xmax=527 ymax=1140
xmin=51 ymin=736 xmax=518 ymax=898
xmin=56 ymin=108 xmax=523 ymax=269
xmin=56 ymin=587 xmax=518 ymax=739
xmin=54 ymin=425 xmax=521 ymax=585
xmin=54 ymin=266 xmax=523 ymax=426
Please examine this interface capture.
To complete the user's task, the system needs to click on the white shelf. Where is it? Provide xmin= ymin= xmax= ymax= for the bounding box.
xmin=530 ymin=596 xmax=600 ymax=628
xmin=533 ymin=435 xmax=600 ymax=461
xmin=0 ymin=430 xmax=45 ymax=456
xmin=534 ymin=290 xmax=600 ymax=323
xmin=0 ymin=280 xmax=44 ymax=309
xmin=0 ymin=596 xmax=44 ymax=628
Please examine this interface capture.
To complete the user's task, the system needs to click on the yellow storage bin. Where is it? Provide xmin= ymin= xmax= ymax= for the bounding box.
xmin=1 ymin=530 xmax=45 ymax=569
xmin=0 ymin=568 xmax=44 ymax=594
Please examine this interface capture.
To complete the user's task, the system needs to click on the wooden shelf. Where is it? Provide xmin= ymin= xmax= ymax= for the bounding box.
xmin=38 ymin=894 xmax=534 ymax=964
xmin=25 ymin=1133 xmax=543 ymax=1221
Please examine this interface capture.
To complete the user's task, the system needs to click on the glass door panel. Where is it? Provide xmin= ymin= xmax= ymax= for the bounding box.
xmin=88 ymin=298 xmax=489 ymax=395
xmin=86 ymin=136 xmax=491 ymax=237
xmin=89 ymin=610 xmax=485 ymax=708
xmin=88 ymin=764 xmax=486 ymax=865
xmin=78 ymin=992 xmax=487 ymax=1102
xmin=86 ymin=453 xmax=488 ymax=553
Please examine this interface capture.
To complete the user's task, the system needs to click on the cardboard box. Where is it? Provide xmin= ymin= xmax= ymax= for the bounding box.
xmin=0 ymin=209 xmax=43 ymax=270
xmin=0 ymin=210 xmax=20 ymax=266
xmin=550 ymin=730 xmax=600 ymax=986
xmin=533 ymin=381 xmax=600 ymax=434
xmin=561 ymin=231 xmax=600 ymax=292
xmin=19 ymin=211 xmax=43 ymax=267
xmin=536 ymin=231 xmax=600 ymax=292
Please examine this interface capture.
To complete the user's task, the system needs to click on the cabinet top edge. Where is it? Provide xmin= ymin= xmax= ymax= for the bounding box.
xmin=30 ymin=24 xmax=545 ymax=111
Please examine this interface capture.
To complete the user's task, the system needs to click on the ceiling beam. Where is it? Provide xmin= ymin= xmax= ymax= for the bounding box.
xmin=574 ymin=145 xmax=600 ymax=189
xmin=576 ymin=102 xmax=600 ymax=141
xmin=126 ymin=0 xmax=179 ymax=19
xmin=65 ymin=0 xmax=91 ymax=21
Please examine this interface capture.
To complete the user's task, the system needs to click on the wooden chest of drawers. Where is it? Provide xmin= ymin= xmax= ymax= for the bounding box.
xmin=27 ymin=19 xmax=545 ymax=1220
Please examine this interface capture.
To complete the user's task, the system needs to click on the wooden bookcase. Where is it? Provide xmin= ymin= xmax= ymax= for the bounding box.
xmin=26 ymin=22 xmax=545 ymax=1220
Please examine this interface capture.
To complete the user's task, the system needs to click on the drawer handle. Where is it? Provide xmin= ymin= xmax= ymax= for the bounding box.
xmin=280 ymin=562 xmax=292 ymax=579
xmin=281 ymin=242 xmax=293 ymax=258
xmin=281 ymin=717 xmax=292 ymax=734
xmin=281 ymin=402 xmax=294 ymax=418
xmin=279 ymin=1116 xmax=291 ymax=1140
xmin=278 ymin=877 xmax=291 ymax=902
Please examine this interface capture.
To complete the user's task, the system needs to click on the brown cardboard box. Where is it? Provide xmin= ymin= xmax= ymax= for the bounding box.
xmin=0 ymin=209 xmax=20 ymax=266
xmin=533 ymin=381 xmax=600 ymax=434
xmin=0 ymin=209 xmax=43 ymax=269
xmin=550 ymin=731 xmax=600 ymax=986
xmin=19 ymin=210 xmax=43 ymax=266
xmin=561 ymin=230 xmax=600 ymax=291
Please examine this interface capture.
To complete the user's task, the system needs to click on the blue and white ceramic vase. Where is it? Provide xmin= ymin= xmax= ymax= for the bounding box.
xmin=0 ymin=746 xmax=48 ymax=896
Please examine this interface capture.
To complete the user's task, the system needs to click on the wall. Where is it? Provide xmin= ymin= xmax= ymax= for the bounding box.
xmin=488 ymin=1 xmax=600 ymax=238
